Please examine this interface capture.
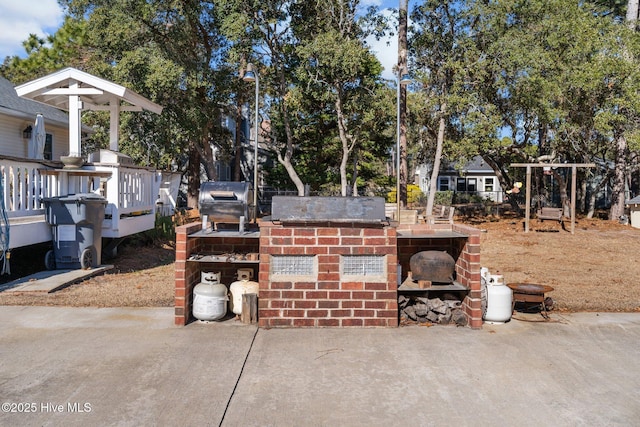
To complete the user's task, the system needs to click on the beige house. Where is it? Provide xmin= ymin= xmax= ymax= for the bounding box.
xmin=0 ymin=76 xmax=73 ymax=160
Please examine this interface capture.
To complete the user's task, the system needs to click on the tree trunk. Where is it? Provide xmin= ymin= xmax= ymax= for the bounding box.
xmin=484 ymin=156 xmax=523 ymax=215
xmin=552 ymin=170 xmax=570 ymax=216
xmin=275 ymin=120 xmax=306 ymax=196
xmin=587 ymin=175 xmax=610 ymax=219
xmin=579 ymin=177 xmax=587 ymax=214
xmin=277 ymin=70 xmax=306 ymax=196
xmin=398 ymin=0 xmax=409 ymax=208
xmin=277 ymin=153 xmax=305 ymax=195
xmin=187 ymin=141 xmax=201 ymax=208
xmin=351 ymin=151 xmax=359 ymax=197
xmin=609 ymin=134 xmax=628 ymax=220
xmin=198 ymin=128 xmax=216 ymax=181
xmin=627 ymin=0 xmax=639 ymax=29
xmin=233 ymin=108 xmax=243 ymax=181
xmin=335 ymin=94 xmax=353 ymax=197
xmin=426 ymin=102 xmax=447 ymax=218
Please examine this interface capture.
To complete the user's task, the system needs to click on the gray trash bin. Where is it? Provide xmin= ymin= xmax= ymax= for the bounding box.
xmin=43 ymin=193 xmax=107 ymax=270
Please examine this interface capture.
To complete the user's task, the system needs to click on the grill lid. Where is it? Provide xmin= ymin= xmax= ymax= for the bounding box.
xmin=410 ymin=250 xmax=456 ymax=284
xmin=198 ymin=181 xmax=253 ymax=225
xmin=270 ymin=196 xmax=386 ymax=223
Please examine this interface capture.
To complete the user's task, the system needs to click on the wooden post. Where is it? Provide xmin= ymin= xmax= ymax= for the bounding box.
xmin=571 ymin=165 xmax=577 ymax=234
xmin=510 ymin=163 xmax=595 ymax=233
xmin=241 ymin=293 xmax=258 ymax=324
xmin=525 ymin=165 xmax=531 ymax=233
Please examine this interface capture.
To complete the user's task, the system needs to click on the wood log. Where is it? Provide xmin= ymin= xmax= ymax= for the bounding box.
xmin=451 ymin=309 xmax=468 ymax=327
xmin=241 ymin=293 xmax=258 ymax=324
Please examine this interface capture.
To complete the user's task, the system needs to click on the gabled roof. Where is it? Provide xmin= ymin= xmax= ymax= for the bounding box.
xmin=439 ymin=155 xmax=495 ymax=174
xmin=626 ymin=195 xmax=640 ymax=205
xmin=0 ymin=76 xmax=70 ymax=126
xmin=14 ymin=67 xmax=162 ymax=114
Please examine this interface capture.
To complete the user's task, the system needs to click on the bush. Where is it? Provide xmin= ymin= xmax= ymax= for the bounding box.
xmin=387 ymin=184 xmax=424 ymax=204
xmin=128 ymin=209 xmax=196 ymax=247
xmin=434 ymin=191 xmax=454 ymax=206
xmin=451 ymin=193 xmax=479 ymax=204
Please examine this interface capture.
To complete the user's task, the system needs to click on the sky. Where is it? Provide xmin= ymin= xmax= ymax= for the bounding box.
xmin=0 ymin=0 xmax=65 ymax=59
xmin=0 ymin=0 xmax=401 ymax=80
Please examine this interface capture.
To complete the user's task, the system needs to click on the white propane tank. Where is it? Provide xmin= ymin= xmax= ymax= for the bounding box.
xmin=193 ymin=272 xmax=228 ymax=321
xmin=483 ymin=274 xmax=513 ymax=324
xmin=229 ymin=268 xmax=259 ymax=316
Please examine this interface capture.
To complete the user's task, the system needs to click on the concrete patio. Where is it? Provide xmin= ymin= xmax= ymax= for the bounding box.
xmin=0 ymin=306 xmax=638 ymax=426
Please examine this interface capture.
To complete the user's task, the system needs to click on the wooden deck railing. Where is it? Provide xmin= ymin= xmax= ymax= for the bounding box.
xmin=0 ymin=157 xmax=161 ymax=246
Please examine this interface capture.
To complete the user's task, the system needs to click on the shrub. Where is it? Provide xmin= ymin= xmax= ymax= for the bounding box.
xmin=386 ymin=184 xmax=424 ymax=204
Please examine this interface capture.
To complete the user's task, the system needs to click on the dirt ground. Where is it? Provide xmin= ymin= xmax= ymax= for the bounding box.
xmin=0 ymin=213 xmax=638 ymax=312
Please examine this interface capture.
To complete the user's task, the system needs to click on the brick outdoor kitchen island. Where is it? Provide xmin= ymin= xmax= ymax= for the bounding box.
xmin=175 ymin=196 xmax=482 ymax=328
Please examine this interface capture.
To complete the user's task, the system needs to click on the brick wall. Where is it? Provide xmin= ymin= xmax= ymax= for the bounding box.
xmin=176 ymin=220 xmax=482 ymax=328
xmin=175 ymin=223 xmax=201 ymax=326
xmin=174 ymin=223 xmax=259 ymax=326
xmin=258 ymin=221 xmax=398 ymax=327
xmin=453 ymin=223 xmax=482 ymax=329
xmin=396 ymin=222 xmax=482 ymax=328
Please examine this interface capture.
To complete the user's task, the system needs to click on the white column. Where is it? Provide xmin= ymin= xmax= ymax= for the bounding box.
xmin=109 ymin=98 xmax=120 ymax=151
xmin=68 ymin=80 xmax=82 ymax=156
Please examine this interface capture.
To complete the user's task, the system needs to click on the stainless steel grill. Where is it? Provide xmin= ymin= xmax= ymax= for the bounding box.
xmin=198 ymin=181 xmax=254 ymax=230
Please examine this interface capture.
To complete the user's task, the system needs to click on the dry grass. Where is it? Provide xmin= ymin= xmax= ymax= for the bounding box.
xmin=0 ymin=244 xmax=175 ymax=307
xmin=1 ymin=213 xmax=639 ymax=312
xmin=475 ymin=216 xmax=640 ymax=312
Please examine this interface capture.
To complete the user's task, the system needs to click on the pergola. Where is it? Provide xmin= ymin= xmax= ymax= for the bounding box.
xmin=15 ymin=67 xmax=162 ymax=156
xmin=510 ymin=163 xmax=595 ymax=234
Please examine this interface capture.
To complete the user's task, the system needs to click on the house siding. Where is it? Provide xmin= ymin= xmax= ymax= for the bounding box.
xmin=0 ymin=112 xmax=69 ymax=160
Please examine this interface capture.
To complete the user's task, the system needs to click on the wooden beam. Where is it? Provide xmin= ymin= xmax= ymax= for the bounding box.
xmin=41 ymin=87 xmax=104 ymax=96
xmin=510 ymin=163 xmax=595 ymax=168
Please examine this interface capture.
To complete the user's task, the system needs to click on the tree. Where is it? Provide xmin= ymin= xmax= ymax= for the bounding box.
xmin=294 ymin=0 xmax=386 ymax=196
xmin=410 ymin=0 xmax=495 ymax=215
xmin=60 ymin=0 xmax=236 ymax=207
xmin=1 ymin=16 xmax=88 ymax=83
xmin=220 ymin=0 xmax=307 ymax=196
xmin=607 ymin=0 xmax=640 ymax=220
xmin=411 ymin=0 xmax=640 ymax=219
xmin=398 ymin=0 xmax=409 ymax=207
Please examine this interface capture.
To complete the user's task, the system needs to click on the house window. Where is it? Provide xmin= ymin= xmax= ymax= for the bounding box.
xmin=467 ymin=178 xmax=477 ymax=192
xmin=484 ymin=177 xmax=494 ymax=192
xmin=438 ymin=177 xmax=449 ymax=191
xmin=456 ymin=178 xmax=466 ymax=192
xmin=44 ymin=134 xmax=53 ymax=160
xmin=216 ymin=162 xmax=231 ymax=181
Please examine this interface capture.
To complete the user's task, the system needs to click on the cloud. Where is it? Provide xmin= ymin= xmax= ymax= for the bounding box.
xmin=366 ymin=7 xmax=397 ymax=81
xmin=0 ymin=0 xmax=65 ymax=59
xmin=360 ymin=0 xmax=383 ymax=6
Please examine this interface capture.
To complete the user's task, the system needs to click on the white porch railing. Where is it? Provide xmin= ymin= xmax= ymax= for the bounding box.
xmin=0 ymin=157 xmax=161 ymax=248
xmin=90 ymin=163 xmax=160 ymax=238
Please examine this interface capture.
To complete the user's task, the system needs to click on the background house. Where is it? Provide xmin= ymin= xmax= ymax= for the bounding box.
xmin=415 ymin=155 xmax=504 ymax=203
xmin=0 ymin=76 xmax=75 ymax=160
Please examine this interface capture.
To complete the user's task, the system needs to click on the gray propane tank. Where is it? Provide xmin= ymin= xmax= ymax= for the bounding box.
xmin=193 ymin=272 xmax=228 ymax=321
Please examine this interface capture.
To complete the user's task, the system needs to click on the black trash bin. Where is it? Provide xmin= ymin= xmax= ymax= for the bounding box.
xmin=43 ymin=193 xmax=107 ymax=270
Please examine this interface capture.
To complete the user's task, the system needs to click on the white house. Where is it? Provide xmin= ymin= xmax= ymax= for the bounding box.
xmin=0 ymin=68 xmax=178 ymax=254
xmin=626 ymin=195 xmax=640 ymax=229
xmin=415 ymin=155 xmax=504 ymax=203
